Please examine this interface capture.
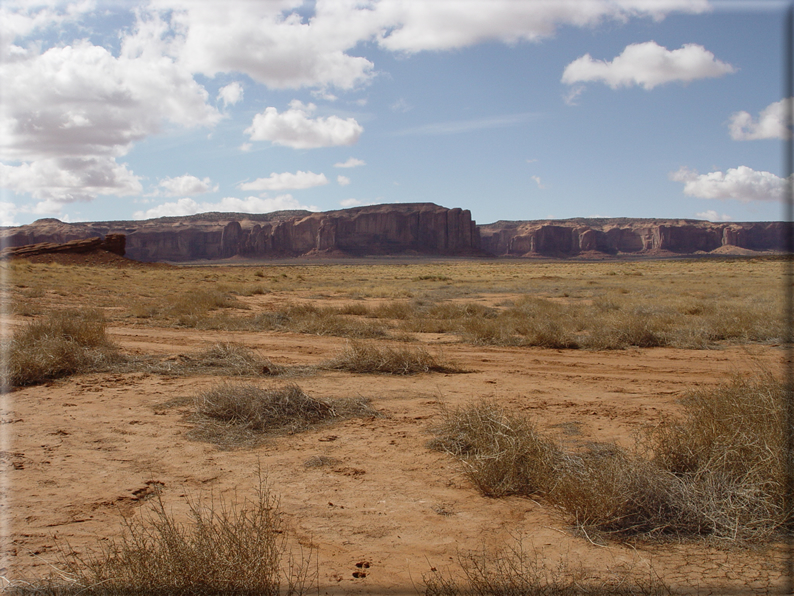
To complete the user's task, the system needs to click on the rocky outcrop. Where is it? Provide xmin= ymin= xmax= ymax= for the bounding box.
xmin=479 ymin=219 xmax=785 ymax=257
xmin=0 ymin=204 xmax=481 ymax=262
xmin=0 ymin=234 xmax=125 ymax=259
xmin=1 ymin=208 xmax=785 ymax=262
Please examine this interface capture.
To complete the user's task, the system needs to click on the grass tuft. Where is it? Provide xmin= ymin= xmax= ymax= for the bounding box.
xmin=433 ymin=372 xmax=790 ymax=541
xmin=429 ymin=400 xmax=560 ymax=497
xmin=190 ymin=382 xmax=377 ymax=448
xmin=322 ymin=340 xmax=463 ymax=375
xmin=5 ymin=309 xmax=120 ymax=388
xmin=11 ymin=474 xmax=314 ymax=595
xmin=423 ymin=534 xmax=672 ymax=596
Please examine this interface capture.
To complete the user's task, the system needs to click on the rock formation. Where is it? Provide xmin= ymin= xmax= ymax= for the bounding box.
xmin=0 ymin=234 xmax=125 ymax=259
xmin=0 ymin=206 xmax=785 ymax=262
xmin=0 ymin=204 xmax=481 ymax=262
xmin=479 ymin=218 xmax=785 ymax=257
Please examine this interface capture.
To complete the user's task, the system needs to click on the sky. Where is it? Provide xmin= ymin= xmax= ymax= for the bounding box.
xmin=0 ymin=0 xmax=790 ymax=227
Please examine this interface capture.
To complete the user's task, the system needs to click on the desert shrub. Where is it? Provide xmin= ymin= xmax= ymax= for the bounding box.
xmin=435 ymin=373 xmax=791 ymax=541
xmin=191 ymin=382 xmax=376 ymax=447
xmin=322 ymin=340 xmax=462 ymax=375
xmin=583 ymin=311 xmax=666 ymax=349
xmin=17 ymin=477 xmax=314 ymax=596
xmin=188 ymin=343 xmax=284 ymax=376
xmin=336 ymin=302 xmax=371 ymax=316
xmin=645 ymin=372 xmax=788 ymax=540
xmin=423 ymin=535 xmax=671 ymax=596
xmin=251 ymin=304 xmax=388 ymax=338
xmin=426 ymin=302 xmax=496 ymax=320
xmin=5 ymin=309 xmax=119 ymax=387
xmin=167 ymin=288 xmax=243 ymax=318
xmin=550 ymin=445 xmax=704 ymax=538
xmin=430 ymin=401 xmax=560 ymax=497
xmin=457 ymin=317 xmax=523 ymax=346
xmin=196 ymin=382 xmax=334 ymax=433
xmin=370 ymin=300 xmax=418 ymax=320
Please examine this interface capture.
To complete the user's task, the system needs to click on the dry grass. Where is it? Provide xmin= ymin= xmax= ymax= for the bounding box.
xmin=6 ymin=259 xmax=781 ymax=350
xmin=429 ymin=400 xmax=560 ymax=497
xmin=423 ymin=534 xmax=672 ymax=596
xmin=322 ymin=340 xmax=464 ymax=375
xmin=7 ymin=475 xmax=314 ymax=595
xmin=4 ymin=309 xmax=120 ymax=388
xmin=190 ymin=381 xmax=377 ymax=448
xmin=175 ymin=343 xmax=285 ymax=377
xmin=433 ymin=372 xmax=790 ymax=542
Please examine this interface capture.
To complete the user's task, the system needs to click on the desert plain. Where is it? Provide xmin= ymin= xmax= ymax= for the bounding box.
xmin=0 ymin=254 xmax=789 ymax=594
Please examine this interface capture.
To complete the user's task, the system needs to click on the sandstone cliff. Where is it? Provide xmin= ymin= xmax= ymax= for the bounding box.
xmin=479 ymin=218 xmax=785 ymax=257
xmin=0 ymin=204 xmax=481 ymax=262
xmin=0 ymin=208 xmax=785 ymax=262
xmin=0 ymin=234 xmax=125 ymax=259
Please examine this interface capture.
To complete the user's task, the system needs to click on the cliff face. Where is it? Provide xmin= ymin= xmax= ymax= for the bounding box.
xmin=479 ymin=219 xmax=785 ymax=256
xmin=1 ymin=209 xmax=785 ymax=262
xmin=0 ymin=204 xmax=481 ymax=262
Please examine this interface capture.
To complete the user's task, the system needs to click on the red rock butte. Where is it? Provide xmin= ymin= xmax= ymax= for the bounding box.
xmin=0 ymin=203 xmax=785 ymax=262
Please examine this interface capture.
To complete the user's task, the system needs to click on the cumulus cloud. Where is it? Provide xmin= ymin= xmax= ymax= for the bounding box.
xmin=337 ymin=175 xmax=351 ymax=186
xmin=0 ymin=157 xmax=142 ymax=203
xmin=0 ymin=14 xmax=221 ymax=210
xmin=154 ymin=0 xmax=375 ymax=90
xmin=159 ymin=174 xmax=217 ymax=196
xmin=334 ymin=157 xmax=366 ymax=168
xmin=140 ymin=0 xmax=707 ymax=91
xmin=370 ymin=0 xmax=709 ymax=53
xmin=670 ymin=166 xmax=787 ymax=203
xmin=695 ymin=210 xmax=733 ymax=221
xmin=245 ymin=100 xmax=363 ymax=149
xmin=238 ymin=170 xmax=329 ymax=191
xmin=217 ymin=82 xmax=244 ymax=107
xmin=728 ymin=98 xmax=792 ymax=141
xmin=133 ymin=194 xmax=320 ymax=219
xmin=562 ymin=41 xmax=735 ymax=90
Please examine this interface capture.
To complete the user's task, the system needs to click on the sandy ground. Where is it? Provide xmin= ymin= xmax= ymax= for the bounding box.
xmin=1 ymin=322 xmax=787 ymax=594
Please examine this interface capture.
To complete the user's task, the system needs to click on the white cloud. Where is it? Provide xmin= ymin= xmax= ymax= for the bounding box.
xmin=337 ymin=175 xmax=351 ymax=186
xmin=0 ymin=200 xmax=20 ymax=226
xmin=562 ymin=85 xmax=585 ymax=106
xmin=137 ymin=0 xmax=707 ymax=93
xmin=695 ymin=210 xmax=733 ymax=221
xmin=390 ymin=98 xmax=412 ymax=112
xmin=133 ymin=194 xmax=320 ymax=219
xmin=160 ymin=174 xmax=217 ymax=196
xmin=531 ymin=175 xmax=545 ymax=189
xmin=562 ymin=41 xmax=735 ymax=90
xmin=245 ymin=100 xmax=363 ymax=149
xmin=154 ymin=0 xmax=375 ymax=90
xmin=238 ymin=171 xmax=329 ymax=191
xmin=670 ymin=166 xmax=787 ymax=203
xmin=370 ymin=0 xmax=709 ymax=53
xmin=334 ymin=157 xmax=366 ymax=168
xmin=239 ymin=143 xmax=253 ymax=152
xmin=728 ymin=98 xmax=792 ymax=140
xmin=340 ymin=198 xmax=367 ymax=207
xmin=0 ymin=157 xmax=142 ymax=204
xmin=217 ymin=82 xmax=244 ymax=107
xmin=0 ymin=14 xmax=221 ymax=209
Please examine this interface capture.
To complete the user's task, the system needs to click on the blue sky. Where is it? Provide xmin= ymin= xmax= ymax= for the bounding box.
xmin=0 ymin=0 xmax=790 ymax=226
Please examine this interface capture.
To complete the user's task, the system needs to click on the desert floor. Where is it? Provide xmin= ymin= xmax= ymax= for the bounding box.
xmin=1 ymin=256 xmax=789 ymax=594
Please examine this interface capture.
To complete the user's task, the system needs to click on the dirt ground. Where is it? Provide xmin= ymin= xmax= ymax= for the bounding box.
xmin=0 ymin=256 xmax=789 ymax=595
